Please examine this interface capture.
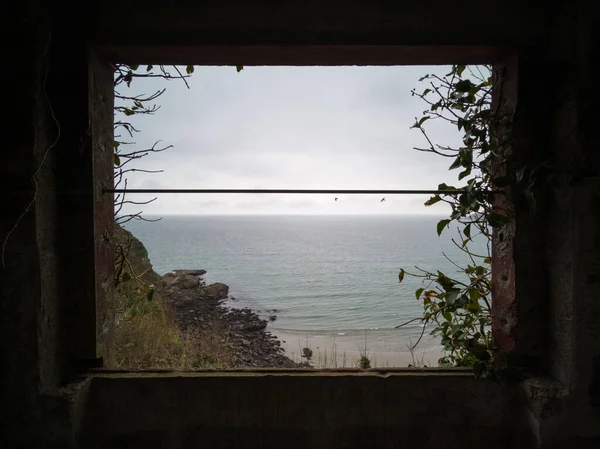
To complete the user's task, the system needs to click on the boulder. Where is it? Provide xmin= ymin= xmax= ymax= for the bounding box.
xmin=232 ymin=319 xmax=267 ymax=332
xmin=173 ymin=269 xmax=207 ymax=277
xmin=164 ymin=274 xmax=201 ymax=290
xmin=198 ymin=282 xmax=229 ymax=300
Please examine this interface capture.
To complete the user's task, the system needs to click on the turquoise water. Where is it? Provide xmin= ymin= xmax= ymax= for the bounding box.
xmin=125 ymin=214 xmax=486 ymax=339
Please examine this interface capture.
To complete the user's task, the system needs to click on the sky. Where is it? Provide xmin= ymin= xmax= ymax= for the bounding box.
xmin=116 ymin=65 xmax=464 ymax=216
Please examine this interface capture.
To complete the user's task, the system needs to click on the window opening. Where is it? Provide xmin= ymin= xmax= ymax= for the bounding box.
xmin=107 ymin=64 xmax=496 ymax=372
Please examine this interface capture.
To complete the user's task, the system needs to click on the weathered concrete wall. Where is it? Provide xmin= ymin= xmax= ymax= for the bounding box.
xmin=89 ymin=50 xmax=117 ymax=367
xmin=93 ymin=0 xmax=536 ymax=47
xmin=75 ymin=371 xmax=535 ymax=449
xmin=0 ymin=2 xmax=48 ymax=441
xmin=1 ymin=1 xmax=599 ymax=448
xmin=0 ymin=2 xmax=113 ymax=447
xmin=93 ymin=0 xmax=534 ymax=66
xmin=0 ymin=3 xmax=78 ymax=447
xmin=532 ymin=3 xmax=600 ymax=447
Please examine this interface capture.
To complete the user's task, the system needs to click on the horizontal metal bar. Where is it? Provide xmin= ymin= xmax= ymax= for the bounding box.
xmin=105 ymin=188 xmax=467 ymax=195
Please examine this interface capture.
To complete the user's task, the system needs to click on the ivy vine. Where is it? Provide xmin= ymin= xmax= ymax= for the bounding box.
xmin=397 ymin=65 xmax=511 ymax=378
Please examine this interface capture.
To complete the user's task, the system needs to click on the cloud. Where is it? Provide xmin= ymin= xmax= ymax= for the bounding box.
xmin=117 ymin=65 xmax=463 ymax=216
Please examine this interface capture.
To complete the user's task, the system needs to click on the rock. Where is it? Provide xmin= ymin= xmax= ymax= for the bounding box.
xmin=198 ymin=282 xmax=229 ymax=300
xmin=163 ymin=274 xmax=201 ymax=290
xmin=269 ymin=315 xmax=277 ymax=322
xmin=156 ymin=271 xmax=298 ymax=369
xmin=174 ymin=269 xmax=207 ymax=277
xmin=175 ymin=274 xmax=201 ymax=289
xmin=240 ymin=320 xmax=267 ymax=332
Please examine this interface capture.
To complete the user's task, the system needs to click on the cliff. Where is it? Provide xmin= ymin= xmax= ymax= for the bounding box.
xmin=111 ymin=225 xmax=296 ymax=369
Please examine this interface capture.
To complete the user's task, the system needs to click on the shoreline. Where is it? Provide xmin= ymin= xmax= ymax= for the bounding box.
xmin=158 ymin=269 xmax=297 ymax=368
xmin=160 ymin=268 xmax=444 ymax=369
xmin=270 ymin=328 xmax=444 ymax=368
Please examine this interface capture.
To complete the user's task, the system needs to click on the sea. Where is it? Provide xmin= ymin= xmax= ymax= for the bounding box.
xmin=125 ymin=214 xmax=487 ymax=366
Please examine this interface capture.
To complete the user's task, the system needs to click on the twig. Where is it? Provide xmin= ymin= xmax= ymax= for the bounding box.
xmin=173 ymin=66 xmax=191 ymax=89
xmin=410 ymin=324 xmax=427 ymax=351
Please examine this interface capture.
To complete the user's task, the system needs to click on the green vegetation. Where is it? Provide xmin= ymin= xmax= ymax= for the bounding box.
xmin=112 ymin=226 xmax=234 ymax=369
xmin=110 ymin=65 xmax=236 ymax=370
xmin=399 ymin=65 xmax=505 ymax=377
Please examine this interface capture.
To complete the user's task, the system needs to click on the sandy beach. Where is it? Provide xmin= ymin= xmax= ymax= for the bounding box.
xmin=270 ymin=328 xmax=445 ymax=368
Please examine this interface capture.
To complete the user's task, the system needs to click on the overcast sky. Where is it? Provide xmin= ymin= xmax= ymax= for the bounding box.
xmin=117 ymin=65 xmax=463 ymax=216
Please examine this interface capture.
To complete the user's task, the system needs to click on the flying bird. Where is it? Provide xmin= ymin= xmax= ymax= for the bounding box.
xmin=335 ymin=198 xmax=338 ymax=202
xmin=380 ymin=197 xmax=386 ymax=202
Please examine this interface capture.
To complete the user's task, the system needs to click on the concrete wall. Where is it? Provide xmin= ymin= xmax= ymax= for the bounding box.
xmin=1 ymin=1 xmax=598 ymax=448
xmin=75 ymin=371 xmax=535 ymax=449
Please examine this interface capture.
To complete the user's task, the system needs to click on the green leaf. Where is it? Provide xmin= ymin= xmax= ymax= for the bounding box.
xmin=445 ymin=289 xmax=460 ymax=305
xmin=147 ymin=287 xmax=155 ymax=302
xmin=114 ymin=154 xmax=121 ymax=166
xmin=455 ymin=295 xmax=469 ymax=308
xmin=436 ymin=273 xmax=455 ymax=291
xmin=186 ymin=65 xmax=194 ymax=74
xmin=424 ymin=195 xmax=441 ymax=207
xmin=415 ymin=287 xmax=424 ymax=299
xmin=129 ymin=64 xmax=139 ymax=71
xmin=146 ymin=65 xmax=154 ymax=72
xmin=458 ymin=168 xmax=471 ymax=180
xmin=442 ymin=310 xmax=452 ymax=322
xmin=455 ymin=79 xmax=474 ymax=93
xmin=437 ymin=219 xmax=451 ymax=236
xmin=236 ymin=65 xmax=244 ymax=73
xmin=125 ymin=304 xmax=139 ymax=319
xmin=437 ymin=183 xmax=456 ymax=191
xmin=456 ymin=65 xmax=466 ymax=77
xmin=449 ymin=156 xmax=462 ymax=170
xmin=418 ymin=116 xmax=431 ymax=126
xmin=464 ymin=223 xmax=471 ymax=239
xmin=466 ymin=301 xmax=481 ymax=313
xmin=398 ymin=269 xmax=405 ymax=284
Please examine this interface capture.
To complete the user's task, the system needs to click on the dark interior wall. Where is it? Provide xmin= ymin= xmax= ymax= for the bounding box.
xmin=1 ymin=1 xmax=598 ymax=448
xmin=1 ymin=0 xmax=47 ymax=439
xmin=1 ymin=2 xmax=103 ymax=446
xmin=94 ymin=0 xmax=535 ymax=66
xmin=537 ymin=4 xmax=600 ymax=446
xmin=94 ymin=0 xmax=532 ymax=47
xmin=75 ymin=372 xmax=535 ymax=449
xmin=0 ymin=2 xmax=73 ymax=446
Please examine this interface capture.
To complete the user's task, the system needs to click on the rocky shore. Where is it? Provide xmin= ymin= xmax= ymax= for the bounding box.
xmin=157 ymin=269 xmax=297 ymax=368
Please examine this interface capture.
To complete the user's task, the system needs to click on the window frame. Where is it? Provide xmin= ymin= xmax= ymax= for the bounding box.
xmin=87 ymin=44 xmax=517 ymax=375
